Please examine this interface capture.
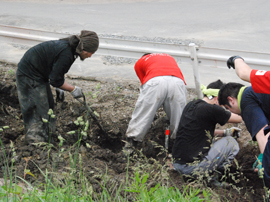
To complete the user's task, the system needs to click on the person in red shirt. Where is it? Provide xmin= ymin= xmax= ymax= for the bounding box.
xmin=227 ymin=56 xmax=270 ymax=94
xmin=227 ymin=56 xmax=270 ymax=189
xmin=124 ymin=53 xmax=187 ymax=154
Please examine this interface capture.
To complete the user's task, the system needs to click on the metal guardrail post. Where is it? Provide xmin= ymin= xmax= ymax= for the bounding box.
xmin=189 ymin=43 xmax=203 ymax=99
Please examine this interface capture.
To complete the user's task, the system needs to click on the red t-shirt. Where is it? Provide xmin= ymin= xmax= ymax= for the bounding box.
xmin=134 ymin=53 xmax=186 ymax=85
xmin=250 ymin=69 xmax=270 ymax=94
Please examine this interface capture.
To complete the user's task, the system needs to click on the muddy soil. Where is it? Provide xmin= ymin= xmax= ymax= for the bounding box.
xmin=0 ymin=61 xmax=266 ymax=201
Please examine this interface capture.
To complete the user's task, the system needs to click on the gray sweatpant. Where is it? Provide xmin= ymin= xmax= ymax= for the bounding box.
xmin=173 ymin=136 xmax=240 ymax=176
xmin=126 ymin=76 xmax=187 ymax=141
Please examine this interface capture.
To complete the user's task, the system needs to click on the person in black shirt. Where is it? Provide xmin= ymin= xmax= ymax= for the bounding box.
xmin=16 ymin=30 xmax=99 ymax=144
xmin=172 ymin=80 xmax=242 ymax=186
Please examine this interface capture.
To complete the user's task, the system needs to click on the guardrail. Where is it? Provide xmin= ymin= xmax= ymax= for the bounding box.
xmin=0 ymin=24 xmax=269 ymax=98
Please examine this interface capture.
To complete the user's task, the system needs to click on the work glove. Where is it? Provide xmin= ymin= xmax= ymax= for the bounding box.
xmin=227 ymin=55 xmax=244 ymax=69
xmin=224 ymin=127 xmax=241 ymax=138
xmin=70 ymin=86 xmax=84 ymax=99
xmin=253 ymin=153 xmax=264 ymax=178
xmin=55 ymin=88 xmax=65 ymax=102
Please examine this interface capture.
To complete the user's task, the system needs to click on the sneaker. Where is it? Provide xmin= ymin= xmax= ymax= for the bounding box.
xmin=123 ymin=138 xmax=137 ymax=156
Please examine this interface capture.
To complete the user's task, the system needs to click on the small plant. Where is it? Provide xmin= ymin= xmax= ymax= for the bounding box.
xmin=92 ymin=91 xmax=100 ymax=99
xmin=125 ymin=170 xmax=210 ymax=201
xmin=248 ymin=140 xmax=259 ymax=147
xmin=86 ymin=91 xmax=92 ymax=97
xmin=95 ymin=82 xmax=101 ymax=90
xmin=0 ymin=125 xmax=9 ymax=132
xmin=23 ymin=157 xmax=36 ymax=179
xmin=7 ymin=69 xmax=15 ymax=76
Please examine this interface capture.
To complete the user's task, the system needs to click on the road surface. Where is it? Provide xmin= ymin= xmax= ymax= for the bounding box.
xmin=1 ymin=0 xmax=268 ymax=88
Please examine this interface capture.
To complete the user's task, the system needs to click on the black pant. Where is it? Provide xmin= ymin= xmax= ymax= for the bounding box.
xmin=16 ymin=70 xmax=55 ymax=139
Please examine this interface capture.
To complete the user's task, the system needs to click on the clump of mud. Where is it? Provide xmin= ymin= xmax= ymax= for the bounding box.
xmin=0 ymin=61 xmax=265 ymax=201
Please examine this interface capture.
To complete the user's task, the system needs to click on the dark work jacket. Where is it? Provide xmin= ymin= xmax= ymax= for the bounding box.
xmin=17 ymin=40 xmax=77 ymax=87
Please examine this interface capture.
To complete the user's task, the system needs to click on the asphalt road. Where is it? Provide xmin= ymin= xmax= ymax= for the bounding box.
xmin=1 ymin=0 xmax=269 ymax=52
xmin=1 ymin=0 xmax=268 ymax=88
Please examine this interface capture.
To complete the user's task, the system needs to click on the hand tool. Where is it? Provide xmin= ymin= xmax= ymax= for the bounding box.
xmin=76 ymin=94 xmax=106 ymax=135
xmin=165 ymin=128 xmax=170 ymax=150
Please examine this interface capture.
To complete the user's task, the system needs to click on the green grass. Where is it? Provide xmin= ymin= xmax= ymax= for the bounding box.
xmin=0 ymin=149 xmax=211 ymax=202
xmin=0 ymin=171 xmax=211 ymax=202
xmin=0 ymin=112 xmax=267 ymax=202
xmin=0 ymin=115 xmax=212 ymax=202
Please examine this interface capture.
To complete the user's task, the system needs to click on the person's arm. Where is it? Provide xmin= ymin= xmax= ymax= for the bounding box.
xmin=234 ymin=59 xmax=252 ymax=82
xmin=55 ymin=82 xmax=76 ymax=102
xmin=59 ymin=81 xmax=75 ymax=92
xmin=59 ymin=81 xmax=84 ymax=99
xmin=227 ymin=112 xmax=242 ymax=123
xmin=214 ymin=129 xmax=224 ymax=137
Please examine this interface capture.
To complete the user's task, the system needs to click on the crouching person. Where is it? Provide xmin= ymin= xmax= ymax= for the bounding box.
xmin=16 ymin=30 xmax=99 ymax=144
xmin=172 ymin=80 xmax=242 ymax=187
xmin=124 ymin=53 xmax=187 ymax=155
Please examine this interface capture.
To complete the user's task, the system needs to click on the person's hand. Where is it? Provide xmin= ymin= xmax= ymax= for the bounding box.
xmin=70 ymin=86 xmax=84 ymax=99
xmin=55 ymin=88 xmax=65 ymax=102
xmin=227 ymin=56 xmax=244 ymax=69
xmin=253 ymin=153 xmax=264 ymax=178
xmin=264 ymin=125 xmax=270 ymax=135
xmin=224 ymin=127 xmax=241 ymax=138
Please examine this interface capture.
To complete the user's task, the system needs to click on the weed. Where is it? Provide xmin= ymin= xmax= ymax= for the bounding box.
xmin=7 ymin=69 xmax=15 ymax=76
xmin=92 ymin=91 xmax=100 ymax=99
xmin=86 ymin=91 xmax=92 ymax=97
xmin=95 ymin=82 xmax=101 ymax=90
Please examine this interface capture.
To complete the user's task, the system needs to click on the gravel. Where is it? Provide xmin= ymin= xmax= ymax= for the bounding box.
xmin=99 ymin=34 xmax=204 ymax=65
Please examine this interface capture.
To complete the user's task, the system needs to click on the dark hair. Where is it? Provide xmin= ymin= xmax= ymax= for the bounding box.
xmin=218 ymin=82 xmax=244 ymax=107
xmin=142 ymin=53 xmax=151 ymax=57
xmin=203 ymin=79 xmax=224 ymax=97
xmin=207 ymin=79 xmax=224 ymax=89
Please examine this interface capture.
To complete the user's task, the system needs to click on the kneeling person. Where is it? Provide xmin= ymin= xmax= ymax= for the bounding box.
xmin=172 ymin=80 xmax=242 ymax=186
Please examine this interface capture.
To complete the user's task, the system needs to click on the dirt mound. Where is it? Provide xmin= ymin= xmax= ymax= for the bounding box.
xmin=0 ymin=62 xmax=266 ymax=201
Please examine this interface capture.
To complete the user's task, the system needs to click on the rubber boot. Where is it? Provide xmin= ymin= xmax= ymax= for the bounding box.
xmin=25 ymin=123 xmax=48 ymax=144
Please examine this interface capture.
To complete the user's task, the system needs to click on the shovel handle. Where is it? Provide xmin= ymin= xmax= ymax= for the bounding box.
xmin=75 ymin=94 xmax=86 ymax=104
xmin=75 ymin=94 xmax=106 ymax=134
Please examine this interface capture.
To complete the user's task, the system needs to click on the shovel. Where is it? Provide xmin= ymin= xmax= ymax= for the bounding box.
xmin=76 ymin=94 xmax=106 ymax=135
